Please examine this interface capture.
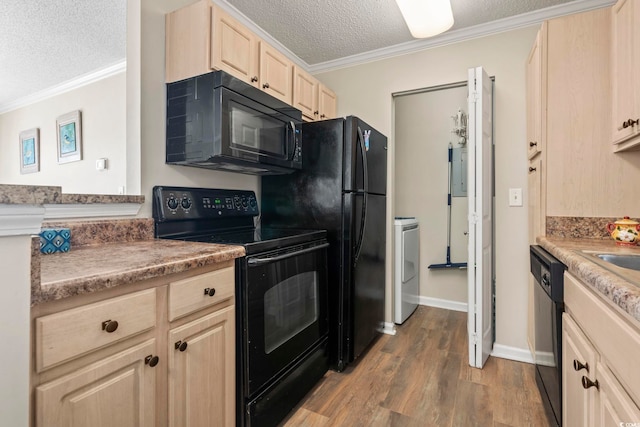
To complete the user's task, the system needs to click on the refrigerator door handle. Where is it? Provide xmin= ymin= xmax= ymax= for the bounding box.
xmin=354 ymin=192 xmax=368 ymax=266
xmin=354 ymin=126 xmax=369 ymax=266
xmin=357 ymin=126 xmax=369 ymax=193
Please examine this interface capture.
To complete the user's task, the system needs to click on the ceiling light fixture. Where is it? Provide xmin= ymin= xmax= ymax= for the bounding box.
xmin=395 ymin=0 xmax=454 ymax=38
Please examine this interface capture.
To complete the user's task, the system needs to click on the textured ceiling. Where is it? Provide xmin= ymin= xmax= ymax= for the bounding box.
xmin=0 ymin=0 xmax=610 ymax=110
xmin=0 ymin=0 xmax=126 ymax=109
xmin=225 ymin=0 xmax=577 ymax=64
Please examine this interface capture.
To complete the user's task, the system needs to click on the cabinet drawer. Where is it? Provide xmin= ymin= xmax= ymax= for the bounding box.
xmin=168 ymin=267 xmax=234 ymax=321
xmin=35 ymin=288 xmax=157 ymax=372
xmin=565 ymin=272 xmax=640 ymax=404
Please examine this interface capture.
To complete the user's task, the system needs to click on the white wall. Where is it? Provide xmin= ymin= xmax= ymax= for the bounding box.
xmin=316 ymin=26 xmax=538 ymax=352
xmin=133 ymin=0 xmax=259 ymax=217
xmin=395 ymin=86 xmax=468 ymax=305
xmin=0 ymin=73 xmax=127 ymax=195
xmin=0 ymin=234 xmax=33 ymax=426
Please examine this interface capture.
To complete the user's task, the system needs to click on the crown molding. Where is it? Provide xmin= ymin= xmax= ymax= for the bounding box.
xmin=213 ymin=0 xmax=310 ymax=71
xmin=0 ymin=205 xmax=46 ymax=237
xmin=309 ymin=0 xmax=616 ymax=74
xmin=0 ymin=60 xmax=127 ymax=115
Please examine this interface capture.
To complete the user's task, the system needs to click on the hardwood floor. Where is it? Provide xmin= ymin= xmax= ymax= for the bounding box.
xmin=282 ymin=306 xmax=550 ymax=427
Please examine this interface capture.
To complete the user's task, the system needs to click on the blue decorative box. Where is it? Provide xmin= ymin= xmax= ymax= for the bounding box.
xmin=39 ymin=228 xmax=71 ymax=254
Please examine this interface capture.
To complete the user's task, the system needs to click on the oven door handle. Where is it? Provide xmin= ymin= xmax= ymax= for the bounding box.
xmin=247 ymin=242 xmax=329 ymax=267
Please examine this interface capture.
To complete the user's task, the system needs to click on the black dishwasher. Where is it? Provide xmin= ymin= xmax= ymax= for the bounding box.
xmin=530 ymin=245 xmax=566 ymax=427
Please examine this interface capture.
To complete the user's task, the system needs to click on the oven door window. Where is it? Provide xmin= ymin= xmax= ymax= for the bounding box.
xmin=245 ymin=244 xmax=328 ymax=396
xmin=264 ymin=271 xmax=319 ymax=354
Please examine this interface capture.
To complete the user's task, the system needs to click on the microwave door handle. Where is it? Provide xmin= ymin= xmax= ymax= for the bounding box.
xmin=288 ymin=121 xmax=296 ymax=160
xmin=247 ymin=242 xmax=329 ymax=267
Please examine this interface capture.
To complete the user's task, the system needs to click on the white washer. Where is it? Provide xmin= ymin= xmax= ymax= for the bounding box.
xmin=394 ymin=217 xmax=420 ymax=324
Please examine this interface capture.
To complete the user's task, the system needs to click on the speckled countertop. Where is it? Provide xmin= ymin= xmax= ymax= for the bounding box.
xmin=35 ymin=240 xmax=245 ymax=305
xmin=0 ymin=184 xmax=245 ymax=306
xmin=538 ymin=236 xmax=640 ymax=324
xmin=0 ymin=183 xmax=144 ymax=204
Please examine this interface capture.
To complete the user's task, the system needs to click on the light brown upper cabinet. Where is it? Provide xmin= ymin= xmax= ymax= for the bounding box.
xmin=211 ymin=5 xmax=259 ymax=87
xmin=526 ymin=23 xmax=546 ymax=160
xmin=293 ymin=66 xmax=337 ymax=122
xmin=611 ymin=0 xmax=640 ymax=151
xmin=166 ymin=1 xmax=259 ymax=85
xmin=166 ymin=1 xmax=293 ymax=104
xmin=318 ymin=84 xmax=337 ymax=120
xmin=259 ymin=41 xmax=293 ymax=104
xmin=293 ymin=66 xmax=318 ymax=120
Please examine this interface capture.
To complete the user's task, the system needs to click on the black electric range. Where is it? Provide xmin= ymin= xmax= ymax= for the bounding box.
xmin=152 ymin=186 xmax=329 ymax=427
xmin=152 ymin=186 xmax=324 ymax=251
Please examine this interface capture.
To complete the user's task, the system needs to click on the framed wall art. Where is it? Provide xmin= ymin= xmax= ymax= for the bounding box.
xmin=19 ymin=128 xmax=40 ymax=174
xmin=56 ymin=110 xmax=82 ymax=164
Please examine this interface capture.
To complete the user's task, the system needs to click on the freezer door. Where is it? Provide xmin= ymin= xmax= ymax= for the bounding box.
xmin=343 ymin=117 xmax=388 ymax=195
xmin=343 ymin=192 xmax=386 ymax=363
xmin=261 ymin=118 xmax=344 ymax=233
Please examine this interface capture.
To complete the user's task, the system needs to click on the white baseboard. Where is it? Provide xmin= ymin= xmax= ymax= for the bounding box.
xmin=418 ymin=296 xmax=468 ymax=312
xmin=534 ymin=350 xmax=555 ymax=367
xmin=381 ymin=322 xmax=397 ymax=336
xmin=491 ymin=344 xmax=535 ymax=364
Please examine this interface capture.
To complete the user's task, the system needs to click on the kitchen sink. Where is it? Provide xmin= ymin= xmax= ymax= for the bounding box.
xmin=595 ymin=254 xmax=640 ymax=271
xmin=576 ymin=250 xmax=640 ymax=288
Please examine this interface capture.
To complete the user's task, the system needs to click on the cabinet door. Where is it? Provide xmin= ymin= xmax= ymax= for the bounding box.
xmin=168 ymin=305 xmax=235 ymax=427
xmin=597 ymin=363 xmax=640 ymax=427
xmin=259 ymin=41 xmax=293 ymax=104
xmin=611 ymin=0 xmax=640 ymax=145
xmin=563 ymin=314 xmax=598 ymax=427
xmin=318 ymin=84 xmax=337 ymax=120
xmin=165 ymin=0 xmax=212 ymax=83
xmin=293 ymin=66 xmax=318 ymax=121
xmin=526 ymin=25 xmax=544 ymax=159
xmin=211 ymin=5 xmax=259 ymax=87
xmin=36 ymin=339 xmax=157 ymax=427
xmin=527 ymin=157 xmax=543 ymax=244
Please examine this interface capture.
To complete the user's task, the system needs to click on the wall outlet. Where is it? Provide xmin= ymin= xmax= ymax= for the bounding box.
xmin=117 ymin=186 xmax=125 ymax=195
xmin=509 ymin=188 xmax=523 ymax=207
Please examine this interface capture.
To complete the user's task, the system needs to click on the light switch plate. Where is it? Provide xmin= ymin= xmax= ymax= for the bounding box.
xmin=509 ymin=188 xmax=523 ymax=207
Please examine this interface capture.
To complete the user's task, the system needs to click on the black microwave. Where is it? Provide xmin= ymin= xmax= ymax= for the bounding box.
xmin=166 ymin=71 xmax=302 ymax=175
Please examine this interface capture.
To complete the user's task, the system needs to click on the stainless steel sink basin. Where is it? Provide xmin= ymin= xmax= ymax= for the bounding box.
xmin=595 ymin=254 xmax=640 ymax=271
xmin=577 ymin=250 xmax=640 ymax=286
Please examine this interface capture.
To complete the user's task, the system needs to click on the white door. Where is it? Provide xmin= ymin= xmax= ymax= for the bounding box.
xmin=467 ymin=66 xmax=494 ymax=369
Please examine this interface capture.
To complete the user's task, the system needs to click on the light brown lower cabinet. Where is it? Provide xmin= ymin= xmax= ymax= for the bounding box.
xmin=563 ymin=272 xmax=640 ymax=426
xmin=168 ymin=306 xmax=235 ymax=427
xmin=36 ymin=339 xmax=157 ymax=427
xmin=31 ymin=263 xmax=235 ymax=427
xmin=562 ymin=314 xmax=597 ymax=426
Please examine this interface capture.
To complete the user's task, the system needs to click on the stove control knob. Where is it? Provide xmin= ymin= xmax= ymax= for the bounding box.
xmin=167 ymin=197 xmax=179 ymax=210
xmin=241 ymin=198 xmax=248 ymax=208
xmin=249 ymin=198 xmax=257 ymax=209
xmin=181 ymin=197 xmax=192 ymax=210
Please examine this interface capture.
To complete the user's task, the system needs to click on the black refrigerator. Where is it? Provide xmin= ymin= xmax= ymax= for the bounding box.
xmin=261 ymin=116 xmax=387 ymax=371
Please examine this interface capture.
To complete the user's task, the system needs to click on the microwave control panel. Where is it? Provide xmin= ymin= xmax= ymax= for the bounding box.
xmin=153 ymin=186 xmax=258 ymax=221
